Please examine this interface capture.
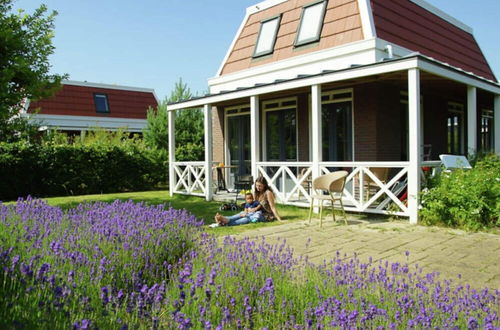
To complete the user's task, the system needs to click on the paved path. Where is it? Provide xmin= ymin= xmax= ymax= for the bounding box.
xmin=237 ymin=217 xmax=500 ymax=289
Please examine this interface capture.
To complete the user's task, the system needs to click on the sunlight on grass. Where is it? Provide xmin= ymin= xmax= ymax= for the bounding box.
xmin=8 ymin=191 xmax=313 ymax=231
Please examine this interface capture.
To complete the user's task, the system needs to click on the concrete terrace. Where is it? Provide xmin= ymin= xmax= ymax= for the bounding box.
xmin=236 ymin=217 xmax=500 ymax=290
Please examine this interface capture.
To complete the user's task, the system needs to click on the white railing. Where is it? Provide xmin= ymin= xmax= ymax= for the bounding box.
xmin=256 ymin=161 xmax=422 ymax=217
xmin=256 ymin=162 xmax=313 ymax=205
xmin=171 ymin=162 xmax=206 ymax=197
xmin=171 ymin=160 xmax=443 ymax=218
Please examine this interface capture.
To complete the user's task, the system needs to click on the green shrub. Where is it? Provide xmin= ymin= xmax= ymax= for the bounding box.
xmin=0 ymin=141 xmax=167 ymax=201
xmin=420 ymin=154 xmax=500 ymax=230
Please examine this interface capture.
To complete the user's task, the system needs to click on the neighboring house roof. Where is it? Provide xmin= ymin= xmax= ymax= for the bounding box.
xmin=371 ymin=0 xmax=496 ymax=82
xmin=28 ymin=80 xmax=158 ymax=119
xmin=26 ymin=80 xmax=158 ymax=132
xmin=215 ymin=0 xmax=496 ymax=83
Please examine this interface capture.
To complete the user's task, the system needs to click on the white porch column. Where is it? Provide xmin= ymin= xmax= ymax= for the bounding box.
xmin=311 ymin=84 xmax=322 ymax=179
xmin=467 ymin=86 xmax=477 ymax=155
xmin=168 ymin=109 xmax=176 ymax=197
xmin=204 ymin=104 xmax=213 ymax=201
xmin=494 ymin=95 xmax=500 ymax=153
xmin=250 ymin=95 xmax=260 ymax=180
xmin=408 ymin=69 xmax=421 ymax=224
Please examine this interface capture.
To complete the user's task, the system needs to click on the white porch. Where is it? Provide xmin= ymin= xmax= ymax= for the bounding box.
xmin=168 ymin=55 xmax=500 ymax=223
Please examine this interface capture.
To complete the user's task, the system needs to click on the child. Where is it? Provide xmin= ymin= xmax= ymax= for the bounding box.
xmin=242 ymin=192 xmax=262 ymax=223
xmin=212 ymin=193 xmax=263 ymax=227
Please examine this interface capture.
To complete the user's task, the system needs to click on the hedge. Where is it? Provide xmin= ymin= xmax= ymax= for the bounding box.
xmin=0 ymin=142 xmax=167 ymax=201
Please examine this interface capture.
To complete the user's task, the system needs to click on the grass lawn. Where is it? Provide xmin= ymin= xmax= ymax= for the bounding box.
xmin=9 ymin=190 xmax=315 ymax=235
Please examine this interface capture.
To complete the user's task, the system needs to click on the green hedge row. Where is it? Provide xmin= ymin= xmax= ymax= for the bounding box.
xmin=0 ymin=142 xmax=167 ymax=201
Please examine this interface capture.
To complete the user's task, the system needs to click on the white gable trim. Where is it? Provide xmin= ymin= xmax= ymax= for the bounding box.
xmin=216 ymin=0 xmax=292 ymax=77
xmin=210 ymin=38 xmax=378 ymax=92
xmin=409 ymin=0 xmax=472 ymax=34
xmin=215 ymin=13 xmax=251 ymax=77
xmin=357 ymin=0 xmax=376 ymax=39
xmin=247 ymin=0 xmax=288 ymax=15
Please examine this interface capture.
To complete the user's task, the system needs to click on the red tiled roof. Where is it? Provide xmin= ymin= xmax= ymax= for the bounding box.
xmin=28 ymin=84 xmax=158 ymax=119
xmin=371 ymin=0 xmax=496 ymax=82
xmin=221 ymin=0 xmax=363 ymax=75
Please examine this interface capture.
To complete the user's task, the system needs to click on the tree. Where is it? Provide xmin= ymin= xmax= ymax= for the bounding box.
xmin=0 ymin=0 xmax=67 ymax=141
xmin=143 ymin=78 xmax=204 ymax=161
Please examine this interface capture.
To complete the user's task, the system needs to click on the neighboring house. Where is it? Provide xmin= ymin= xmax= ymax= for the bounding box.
xmin=167 ymin=0 xmax=500 ymax=223
xmin=24 ymin=80 xmax=158 ymax=134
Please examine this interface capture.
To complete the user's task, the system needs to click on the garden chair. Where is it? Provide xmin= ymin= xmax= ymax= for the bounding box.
xmin=364 ymin=167 xmax=389 ymax=200
xmin=233 ymin=174 xmax=253 ymax=204
xmin=308 ymin=170 xmax=348 ymax=227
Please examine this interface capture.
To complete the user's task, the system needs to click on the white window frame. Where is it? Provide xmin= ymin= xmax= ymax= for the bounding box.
xmin=480 ymin=109 xmax=494 ymax=152
xmin=262 ymin=97 xmax=299 ymax=161
xmin=294 ymin=0 xmax=328 ymax=47
xmin=447 ymin=102 xmax=465 ymax=154
xmin=253 ymin=15 xmax=282 ymax=58
xmin=224 ymin=104 xmax=251 ymax=172
xmin=321 ymin=88 xmax=354 ymax=161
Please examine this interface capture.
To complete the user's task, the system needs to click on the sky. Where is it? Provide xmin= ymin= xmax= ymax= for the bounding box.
xmin=11 ymin=0 xmax=500 ymax=102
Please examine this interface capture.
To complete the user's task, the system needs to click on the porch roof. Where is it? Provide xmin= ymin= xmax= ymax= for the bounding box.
xmin=167 ymin=54 xmax=500 ymax=111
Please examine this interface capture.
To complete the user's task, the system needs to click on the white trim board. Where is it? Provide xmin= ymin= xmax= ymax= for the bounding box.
xmin=171 ymin=56 xmax=500 ymax=111
xmin=27 ymin=114 xmax=147 ymax=132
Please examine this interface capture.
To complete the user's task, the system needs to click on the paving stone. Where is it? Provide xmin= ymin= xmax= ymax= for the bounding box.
xmin=237 ymin=219 xmax=500 ymax=289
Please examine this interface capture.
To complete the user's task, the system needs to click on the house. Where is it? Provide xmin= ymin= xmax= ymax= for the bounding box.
xmin=167 ymin=0 xmax=500 ymax=223
xmin=24 ymin=80 xmax=158 ymax=134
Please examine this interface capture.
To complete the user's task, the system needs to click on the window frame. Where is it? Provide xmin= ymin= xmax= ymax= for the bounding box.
xmin=447 ymin=102 xmax=465 ymax=155
xmin=320 ymin=89 xmax=354 ymax=162
xmin=93 ymin=93 xmax=110 ymax=113
xmin=294 ymin=0 xmax=328 ymax=47
xmin=480 ymin=109 xmax=494 ymax=152
xmin=262 ymin=97 xmax=298 ymax=162
xmin=253 ymin=15 xmax=282 ymax=58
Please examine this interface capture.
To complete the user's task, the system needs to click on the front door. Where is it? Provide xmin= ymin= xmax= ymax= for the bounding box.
xmin=227 ymin=114 xmax=251 ymax=177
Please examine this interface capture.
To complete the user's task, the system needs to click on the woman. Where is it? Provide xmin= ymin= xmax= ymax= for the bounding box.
xmin=214 ymin=176 xmax=282 ymax=226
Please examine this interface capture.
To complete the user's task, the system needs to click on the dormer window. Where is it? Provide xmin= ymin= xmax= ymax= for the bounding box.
xmin=94 ymin=93 xmax=110 ymax=113
xmin=253 ymin=15 xmax=281 ymax=58
xmin=295 ymin=0 xmax=327 ymax=47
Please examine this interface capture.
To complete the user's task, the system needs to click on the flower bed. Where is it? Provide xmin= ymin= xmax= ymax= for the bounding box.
xmin=163 ymin=235 xmax=499 ymax=329
xmin=0 ymin=197 xmax=202 ymax=328
xmin=1 ymin=198 xmax=498 ymax=328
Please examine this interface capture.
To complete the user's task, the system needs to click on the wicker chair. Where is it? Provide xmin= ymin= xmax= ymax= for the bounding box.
xmin=308 ymin=171 xmax=348 ymax=227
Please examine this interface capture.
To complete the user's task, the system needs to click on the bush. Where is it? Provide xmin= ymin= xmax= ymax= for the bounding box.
xmin=0 ymin=141 xmax=167 ymax=201
xmin=420 ymin=154 xmax=500 ymax=230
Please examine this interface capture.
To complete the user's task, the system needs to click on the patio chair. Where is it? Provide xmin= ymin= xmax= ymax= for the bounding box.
xmin=308 ymin=170 xmax=348 ymax=227
xmin=364 ymin=167 xmax=389 ymax=200
xmin=233 ymin=174 xmax=253 ymax=204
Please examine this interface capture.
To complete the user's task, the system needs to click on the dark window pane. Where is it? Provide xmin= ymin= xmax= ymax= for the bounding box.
xmin=94 ymin=94 xmax=109 ymax=113
xmin=322 ymin=102 xmax=352 ymax=161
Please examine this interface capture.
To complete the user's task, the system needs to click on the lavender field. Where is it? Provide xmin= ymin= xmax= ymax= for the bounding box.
xmin=1 ymin=197 xmax=498 ymax=328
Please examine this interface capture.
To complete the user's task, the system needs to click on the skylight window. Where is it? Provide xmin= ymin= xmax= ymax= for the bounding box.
xmin=295 ymin=0 xmax=327 ymax=47
xmin=94 ymin=93 xmax=110 ymax=113
xmin=253 ymin=15 xmax=281 ymax=58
